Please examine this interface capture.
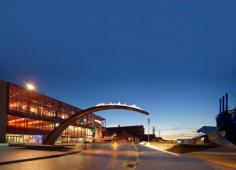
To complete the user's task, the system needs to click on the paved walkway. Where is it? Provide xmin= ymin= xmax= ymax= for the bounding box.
xmin=0 ymin=143 xmax=235 ymax=170
xmin=0 ymin=145 xmax=84 ymax=165
xmin=138 ymin=143 xmax=235 ymax=170
xmin=187 ymin=147 xmax=236 ymax=169
xmin=0 ymin=143 xmax=138 ymax=170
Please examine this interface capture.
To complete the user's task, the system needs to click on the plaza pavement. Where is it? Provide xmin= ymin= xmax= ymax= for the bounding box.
xmin=0 ymin=143 xmax=235 ymax=170
xmin=0 ymin=144 xmax=84 ymax=165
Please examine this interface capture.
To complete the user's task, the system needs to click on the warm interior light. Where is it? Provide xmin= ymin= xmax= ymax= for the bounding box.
xmin=26 ymin=82 xmax=35 ymax=90
xmin=112 ymin=142 xmax=118 ymax=150
xmin=95 ymin=119 xmax=102 ymax=124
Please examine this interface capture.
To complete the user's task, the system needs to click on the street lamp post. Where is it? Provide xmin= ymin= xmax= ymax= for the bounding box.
xmin=147 ymin=118 xmax=150 ymax=142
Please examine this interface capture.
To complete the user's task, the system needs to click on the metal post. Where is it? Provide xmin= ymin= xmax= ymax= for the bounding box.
xmin=147 ymin=118 xmax=150 ymax=142
xmin=222 ymin=96 xmax=225 ymax=113
xmin=219 ymin=98 xmax=222 ymax=113
xmin=225 ymin=93 xmax=228 ymax=112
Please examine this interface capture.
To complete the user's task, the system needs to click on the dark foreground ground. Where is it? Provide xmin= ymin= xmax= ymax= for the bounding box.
xmin=0 ymin=143 xmax=234 ymax=170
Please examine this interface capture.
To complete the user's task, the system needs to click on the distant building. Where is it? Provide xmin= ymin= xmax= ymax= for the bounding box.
xmin=197 ymin=126 xmax=233 ymax=146
xmin=143 ymin=134 xmax=156 ymax=141
xmin=104 ymin=125 xmax=145 ymax=142
xmin=176 ymin=138 xmax=195 ymax=144
xmin=198 ymin=93 xmax=236 ymax=145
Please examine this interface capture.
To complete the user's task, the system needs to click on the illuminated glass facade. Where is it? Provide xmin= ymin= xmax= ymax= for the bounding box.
xmin=0 ymin=80 xmax=105 ymax=144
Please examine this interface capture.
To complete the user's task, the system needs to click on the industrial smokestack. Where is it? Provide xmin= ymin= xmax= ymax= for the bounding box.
xmin=225 ymin=93 xmax=228 ymax=111
xmin=219 ymin=98 xmax=222 ymax=113
xmin=222 ymin=96 xmax=225 ymax=113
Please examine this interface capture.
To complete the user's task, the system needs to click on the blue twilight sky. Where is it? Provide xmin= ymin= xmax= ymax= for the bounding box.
xmin=0 ymin=1 xmax=236 ymax=138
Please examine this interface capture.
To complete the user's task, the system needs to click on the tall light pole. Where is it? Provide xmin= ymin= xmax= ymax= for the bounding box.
xmin=152 ymin=126 xmax=155 ymax=136
xmin=147 ymin=118 xmax=150 ymax=142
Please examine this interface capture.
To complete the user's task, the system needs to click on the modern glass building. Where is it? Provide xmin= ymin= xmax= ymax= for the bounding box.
xmin=0 ymin=80 xmax=105 ymax=144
